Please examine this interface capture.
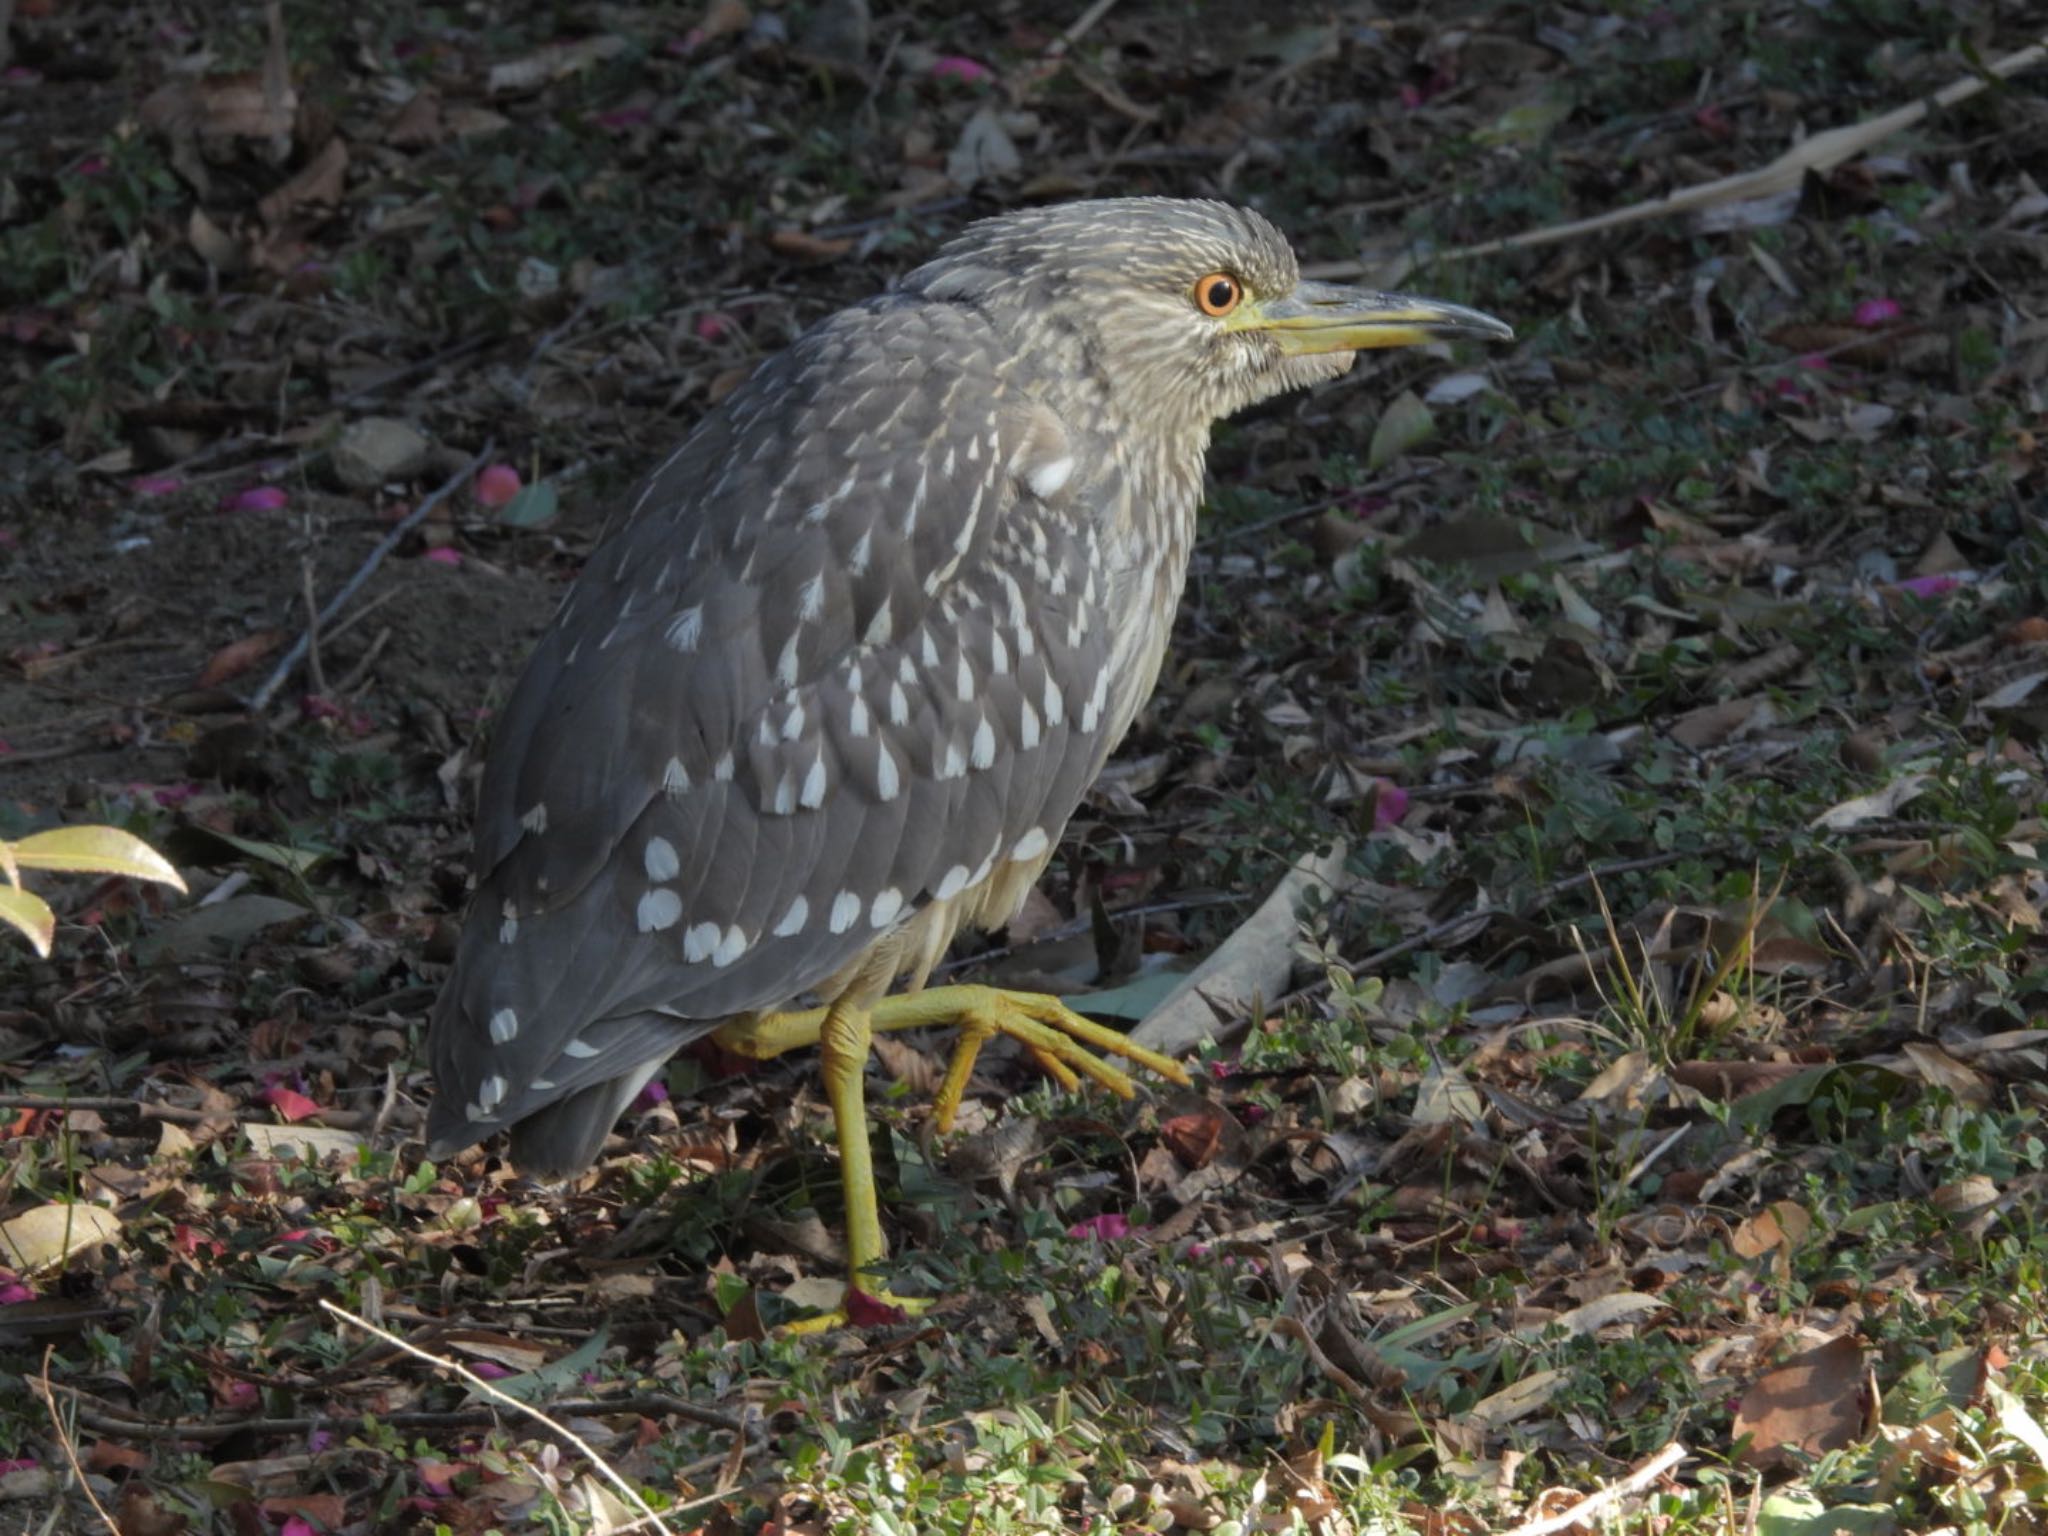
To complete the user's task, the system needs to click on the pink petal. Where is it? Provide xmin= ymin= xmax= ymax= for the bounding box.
xmin=422 ymin=546 xmax=463 ymax=567
xmin=931 ymin=55 xmax=993 ymax=84
xmin=1853 ymin=297 xmax=1902 ymax=327
xmin=469 ymin=1360 xmax=511 ymax=1380
xmin=305 ymin=1429 xmax=335 ymax=1454
xmin=300 ymin=694 xmax=344 ymax=721
xmin=280 ymin=1520 xmax=319 ymax=1536
xmin=0 ymin=1282 xmax=35 ymax=1305
xmin=474 ymin=463 xmax=522 ymax=507
xmin=1066 ymin=1212 xmax=1134 ymax=1241
xmin=221 ymin=484 xmax=289 ymax=513
xmin=1793 ymin=353 xmax=1831 ymax=372
xmin=262 ymin=1086 xmax=322 ymax=1122
xmin=0 ymin=1459 xmax=38 ymax=1475
xmin=1895 ymin=574 xmax=1964 ymax=599
xmin=130 ymin=474 xmax=183 ymax=497
xmin=415 ymin=1462 xmax=458 ymax=1494
xmin=1372 ymin=779 xmax=1409 ymax=829
xmin=635 ymin=1079 xmax=669 ymax=1107
xmin=844 ymin=1287 xmax=909 ymax=1326
xmin=695 ymin=312 xmax=733 ymax=341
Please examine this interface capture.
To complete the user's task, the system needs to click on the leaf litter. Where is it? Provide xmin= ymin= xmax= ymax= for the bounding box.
xmin=1 ymin=0 xmax=2046 ymax=1531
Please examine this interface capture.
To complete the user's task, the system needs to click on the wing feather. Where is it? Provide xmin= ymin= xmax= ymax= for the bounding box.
xmin=430 ymin=297 xmax=1127 ymax=1150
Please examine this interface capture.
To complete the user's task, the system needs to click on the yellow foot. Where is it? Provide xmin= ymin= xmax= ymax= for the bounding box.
xmin=906 ymin=985 xmax=1192 ymax=1132
xmin=717 ymin=984 xmax=1191 ymax=1133
xmin=778 ymin=1282 xmax=931 ymax=1334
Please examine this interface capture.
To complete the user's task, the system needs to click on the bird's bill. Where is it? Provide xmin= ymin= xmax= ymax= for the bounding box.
xmin=1230 ymin=281 xmax=1513 ymax=353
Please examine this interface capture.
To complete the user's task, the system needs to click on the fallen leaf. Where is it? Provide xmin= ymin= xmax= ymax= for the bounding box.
xmin=0 ymin=1201 xmax=122 ymax=1273
xmin=1734 ymin=1335 xmax=1867 ymax=1471
xmin=1368 ymin=390 xmax=1434 ymax=469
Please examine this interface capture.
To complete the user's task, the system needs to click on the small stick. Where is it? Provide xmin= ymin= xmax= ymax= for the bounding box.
xmin=0 ymin=1095 xmax=209 ymax=1125
xmin=32 ymin=1348 xmax=120 ymax=1535
xmin=1047 ymin=0 xmax=1120 ymax=56
xmin=51 ymin=1389 xmax=743 ymax=1442
xmin=317 ymin=1298 xmax=677 ymax=1534
xmin=249 ymin=442 xmax=493 ymax=711
xmin=300 ymin=557 xmax=327 ymax=698
xmin=1497 ymin=1441 xmax=1688 ymax=1536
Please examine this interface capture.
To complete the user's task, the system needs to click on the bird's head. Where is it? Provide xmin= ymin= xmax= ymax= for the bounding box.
xmin=905 ymin=197 xmax=1512 ymax=438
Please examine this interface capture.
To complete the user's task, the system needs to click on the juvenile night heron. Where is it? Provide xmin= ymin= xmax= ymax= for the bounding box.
xmin=427 ymin=198 xmax=1509 ymax=1315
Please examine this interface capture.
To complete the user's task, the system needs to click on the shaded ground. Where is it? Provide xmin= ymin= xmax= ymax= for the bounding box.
xmin=2 ymin=1 xmax=2047 ymax=1532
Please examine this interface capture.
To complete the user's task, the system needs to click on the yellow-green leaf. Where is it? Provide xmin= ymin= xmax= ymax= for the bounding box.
xmin=1368 ymin=389 xmax=1435 ymax=469
xmin=9 ymin=826 xmax=188 ymax=891
xmin=1474 ymin=96 xmax=1574 ymax=148
xmin=0 ymin=886 xmax=56 ymax=957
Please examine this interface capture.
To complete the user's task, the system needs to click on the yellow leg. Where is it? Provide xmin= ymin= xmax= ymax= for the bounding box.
xmin=774 ymin=999 xmax=927 ymax=1334
xmin=818 ymin=999 xmax=883 ymax=1287
xmin=714 ymin=984 xmax=1190 ymax=1133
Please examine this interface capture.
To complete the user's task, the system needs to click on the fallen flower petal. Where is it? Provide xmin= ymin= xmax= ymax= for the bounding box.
xmin=932 ymin=55 xmax=993 ymax=84
xmin=1372 ymin=780 xmax=1410 ymax=828
xmin=423 ymin=546 xmax=463 ymax=567
xmin=1894 ymin=574 xmax=1964 ymax=599
xmin=845 ymin=1287 xmax=909 ymax=1326
xmin=262 ymin=1086 xmax=323 ymax=1122
xmin=1853 ymin=297 xmax=1902 ymax=327
xmin=221 ymin=485 xmax=289 ymax=513
xmin=474 ymin=463 xmax=523 ymax=507
xmin=1066 ymin=1212 xmax=1134 ymax=1241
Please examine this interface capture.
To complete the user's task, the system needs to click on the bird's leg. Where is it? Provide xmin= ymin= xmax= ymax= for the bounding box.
xmin=817 ymin=998 xmax=884 ymax=1286
xmin=719 ymin=985 xmax=1190 ymax=1133
xmin=771 ymin=998 xmax=929 ymax=1334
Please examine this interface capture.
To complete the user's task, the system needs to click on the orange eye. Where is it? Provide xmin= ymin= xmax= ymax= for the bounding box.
xmin=1194 ymin=272 xmax=1242 ymax=317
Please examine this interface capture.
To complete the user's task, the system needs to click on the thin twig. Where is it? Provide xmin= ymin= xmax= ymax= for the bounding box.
xmin=52 ymin=1387 xmax=744 ymax=1442
xmin=300 ymin=557 xmax=327 ymax=698
xmin=1047 ymin=0 xmax=1121 ymax=56
xmin=318 ymin=1298 xmax=678 ymax=1534
xmin=32 ymin=1349 xmax=119 ymax=1536
xmin=0 ymin=1095 xmax=209 ymax=1124
xmin=249 ymin=441 xmax=493 ymax=711
xmin=1497 ymin=1441 xmax=1688 ymax=1536
xmin=334 ymin=625 xmax=393 ymax=697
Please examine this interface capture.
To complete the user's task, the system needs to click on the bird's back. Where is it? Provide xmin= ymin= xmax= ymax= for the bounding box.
xmin=428 ymin=293 xmax=1146 ymax=1170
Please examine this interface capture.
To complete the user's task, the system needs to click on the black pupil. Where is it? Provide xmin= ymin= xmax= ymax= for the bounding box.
xmin=1206 ymin=277 xmax=1235 ymax=309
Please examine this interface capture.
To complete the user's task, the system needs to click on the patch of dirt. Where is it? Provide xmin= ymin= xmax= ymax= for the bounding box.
xmin=1 ymin=485 xmax=601 ymax=817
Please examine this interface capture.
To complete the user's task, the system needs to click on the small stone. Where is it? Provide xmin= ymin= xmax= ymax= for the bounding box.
xmin=332 ymin=417 xmax=432 ymax=490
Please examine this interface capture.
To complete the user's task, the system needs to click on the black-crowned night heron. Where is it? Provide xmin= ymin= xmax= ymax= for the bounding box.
xmin=427 ymin=198 xmax=1509 ymax=1317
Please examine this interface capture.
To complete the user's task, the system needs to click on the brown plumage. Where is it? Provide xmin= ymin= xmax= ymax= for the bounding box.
xmin=427 ymin=199 xmax=1510 ymax=1224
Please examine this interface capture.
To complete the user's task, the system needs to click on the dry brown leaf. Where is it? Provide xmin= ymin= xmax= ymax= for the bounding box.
xmin=768 ymin=228 xmax=856 ymax=262
xmin=1733 ymin=1335 xmax=1867 ymax=1471
xmin=259 ymin=136 xmax=349 ymax=227
xmin=197 ymin=629 xmax=286 ymax=688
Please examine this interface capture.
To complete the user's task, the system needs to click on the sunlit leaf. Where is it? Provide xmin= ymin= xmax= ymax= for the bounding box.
xmin=0 ymin=886 xmax=57 ymax=957
xmin=9 ymin=826 xmax=188 ymax=890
